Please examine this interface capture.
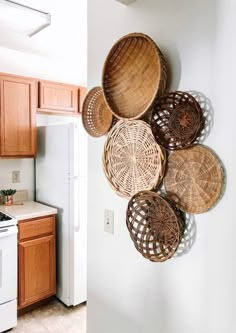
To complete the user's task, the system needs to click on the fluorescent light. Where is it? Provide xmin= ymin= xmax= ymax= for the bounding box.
xmin=115 ymin=0 xmax=136 ymax=5
xmin=0 ymin=0 xmax=51 ymax=37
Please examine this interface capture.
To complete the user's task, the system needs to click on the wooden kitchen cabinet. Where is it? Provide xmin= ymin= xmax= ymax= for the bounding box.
xmin=18 ymin=215 xmax=56 ymax=310
xmin=0 ymin=74 xmax=37 ymax=157
xmin=38 ymin=80 xmax=87 ymax=115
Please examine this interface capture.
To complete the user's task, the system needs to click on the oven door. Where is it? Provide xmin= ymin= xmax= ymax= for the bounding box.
xmin=0 ymin=226 xmax=17 ymax=304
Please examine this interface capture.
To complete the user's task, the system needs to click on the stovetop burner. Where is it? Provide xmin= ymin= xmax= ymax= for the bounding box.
xmin=0 ymin=211 xmax=13 ymax=222
xmin=0 ymin=211 xmax=17 ymax=228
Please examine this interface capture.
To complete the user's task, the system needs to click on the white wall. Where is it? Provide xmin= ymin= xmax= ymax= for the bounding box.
xmin=87 ymin=1 xmax=235 ymax=333
xmin=0 ymin=0 xmax=87 ymax=199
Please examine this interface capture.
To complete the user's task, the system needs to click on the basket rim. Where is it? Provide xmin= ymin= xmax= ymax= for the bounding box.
xmin=82 ymin=86 xmax=113 ymax=137
xmin=102 ymin=32 xmax=165 ymax=120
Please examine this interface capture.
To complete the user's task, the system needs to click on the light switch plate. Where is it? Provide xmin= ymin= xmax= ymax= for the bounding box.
xmin=104 ymin=209 xmax=114 ymax=234
xmin=12 ymin=171 xmax=20 ymax=183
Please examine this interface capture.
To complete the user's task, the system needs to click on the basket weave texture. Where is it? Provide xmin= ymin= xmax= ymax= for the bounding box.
xmin=102 ymin=32 xmax=167 ymax=120
xmin=82 ymin=87 xmax=113 ymax=137
xmin=151 ymin=91 xmax=204 ymax=150
xmin=103 ymin=120 xmax=166 ymax=198
xmin=164 ymin=145 xmax=224 ymax=213
xmin=126 ymin=191 xmax=182 ymax=262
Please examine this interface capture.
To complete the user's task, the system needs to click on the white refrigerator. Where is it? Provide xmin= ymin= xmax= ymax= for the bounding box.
xmin=35 ymin=122 xmax=87 ymax=306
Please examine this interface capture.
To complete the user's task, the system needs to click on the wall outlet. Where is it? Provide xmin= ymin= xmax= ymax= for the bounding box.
xmin=104 ymin=209 xmax=114 ymax=234
xmin=12 ymin=171 xmax=20 ymax=183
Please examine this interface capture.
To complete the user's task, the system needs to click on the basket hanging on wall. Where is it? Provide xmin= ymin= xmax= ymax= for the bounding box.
xmin=103 ymin=120 xmax=166 ymax=198
xmin=151 ymin=91 xmax=204 ymax=150
xmin=164 ymin=145 xmax=224 ymax=213
xmin=82 ymin=86 xmax=113 ymax=137
xmin=126 ymin=191 xmax=183 ymax=262
xmin=102 ymin=32 xmax=167 ymax=120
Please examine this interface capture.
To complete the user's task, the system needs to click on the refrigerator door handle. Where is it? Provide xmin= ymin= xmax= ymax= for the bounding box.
xmin=68 ymin=175 xmax=79 ymax=180
xmin=75 ymin=224 xmax=80 ymax=232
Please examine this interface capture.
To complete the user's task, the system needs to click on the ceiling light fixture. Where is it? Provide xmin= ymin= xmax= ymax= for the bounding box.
xmin=0 ymin=0 xmax=51 ymax=37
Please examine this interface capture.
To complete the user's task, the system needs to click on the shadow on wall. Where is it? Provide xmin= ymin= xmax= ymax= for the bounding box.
xmin=187 ymin=91 xmax=227 ymax=210
xmin=188 ymin=90 xmax=214 ymax=143
xmin=164 ymin=45 xmax=182 ymax=92
xmin=175 ymin=213 xmax=197 ymax=258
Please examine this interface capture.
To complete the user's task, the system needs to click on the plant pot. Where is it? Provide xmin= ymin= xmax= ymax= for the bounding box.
xmin=4 ymin=195 xmax=13 ymax=205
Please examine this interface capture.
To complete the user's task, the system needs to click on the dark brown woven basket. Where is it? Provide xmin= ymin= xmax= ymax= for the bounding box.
xmin=82 ymin=87 xmax=113 ymax=137
xmin=164 ymin=145 xmax=224 ymax=213
xmin=102 ymin=32 xmax=167 ymax=120
xmin=126 ymin=191 xmax=182 ymax=262
xmin=151 ymin=91 xmax=204 ymax=150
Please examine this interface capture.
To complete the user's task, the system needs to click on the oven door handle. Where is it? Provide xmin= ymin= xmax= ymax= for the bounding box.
xmin=0 ymin=226 xmax=17 ymax=238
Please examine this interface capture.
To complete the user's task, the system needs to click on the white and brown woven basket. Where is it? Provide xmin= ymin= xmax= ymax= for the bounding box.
xmin=164 ymin=145 xmax=224 ymax=213
xmin=102 ymin=33 xmax=167 ymax=120
xmin=103 ymin=120 xmax=166 ymax=198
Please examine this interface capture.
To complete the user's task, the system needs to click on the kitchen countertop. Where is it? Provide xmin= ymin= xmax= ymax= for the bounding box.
xmin=0 ymin=201 xmax=57 ymax=221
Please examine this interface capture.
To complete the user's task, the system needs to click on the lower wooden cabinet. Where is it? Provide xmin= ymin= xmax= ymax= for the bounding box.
xmin=18 ymin=215 xmax=56 ymax=310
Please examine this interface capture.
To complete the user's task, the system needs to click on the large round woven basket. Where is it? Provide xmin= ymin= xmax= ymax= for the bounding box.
xmin=82 ymin=86 xmax=113 ymax=137
xmin=126 ymin=191 xmax=182 ymax=262
xmin=151 ymin=91 xmax=204 ymax=150
xmin=102 ymin=33 xmax=167 ymax=120
xmin=164 ymin=145 xmax=224 ymax=213
xmin=103 ymin=120 xmax=166 ymax=198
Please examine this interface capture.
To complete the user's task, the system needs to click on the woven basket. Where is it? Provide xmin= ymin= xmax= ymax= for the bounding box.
xmin=82 ymin=87 xmax=113 ymax=137
xmin=164 ymin=145 xmax=224 ymax=213
xmin=126 ymin=191 xmax=182 ymax=262
xmin=102 ymin=33 xmax=167 ymax=120
xmin=151 ymin=91 xmax=204 ymax=150
xmin=103 ymin=120 xmax=166 ymax=198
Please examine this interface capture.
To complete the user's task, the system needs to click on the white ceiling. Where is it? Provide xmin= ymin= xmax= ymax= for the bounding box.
xmin=0 ymin=0 xmax=87 ymax=59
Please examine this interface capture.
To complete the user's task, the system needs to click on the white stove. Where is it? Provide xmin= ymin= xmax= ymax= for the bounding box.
xmin=0 ymin=211 xmax=17 ymax=227
xmin=0 ymin=211 xmax=17 ymax=332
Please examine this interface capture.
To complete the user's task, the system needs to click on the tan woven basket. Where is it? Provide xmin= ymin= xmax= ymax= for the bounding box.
xmin=82 ymin=86 xmax=113 ymax=137
xmin=126 ymin=191 xmax=182 ymax=262
xmin=103 ymin=120 xmax=166 ymax=198
xmin=164 ymin=145 xmax=224 ymax=213
xmin=102 ymin=33 xmax=167 ymax=120
xmin=151 ymin=91 xmax=204 ymax=150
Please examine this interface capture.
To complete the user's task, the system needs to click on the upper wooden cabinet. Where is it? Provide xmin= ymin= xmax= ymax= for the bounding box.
xmin=38 ymin=80 xmax=87 ymax=115
xmin=0 ymin=74 xmax=37 ymax=157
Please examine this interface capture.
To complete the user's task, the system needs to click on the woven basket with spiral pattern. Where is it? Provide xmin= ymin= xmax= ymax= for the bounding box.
xmin=82 ymin=87 xmax=113 ymax=137
xmin=103 ymin=120 xmax=166 ymax=198
xmin=151 ymin=91 xmax=204 ymax=150
xmin=126 ymin=191 xmax=183 ymax=262
xmin=164 ymin=145 xmax=224 ymax=213
xmin=102 ymin=32 xmax=167 ymax=120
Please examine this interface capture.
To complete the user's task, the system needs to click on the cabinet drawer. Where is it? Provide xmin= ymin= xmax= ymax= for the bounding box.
xmin=18 ymin=216 xmax=55 ymax=241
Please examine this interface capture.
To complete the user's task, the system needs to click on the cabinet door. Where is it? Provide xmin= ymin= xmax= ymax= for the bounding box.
xmin=0 ymin=75 xmax=36 ymax=157
xmin=18 ymin=235 xmax=56 ymax=309
xmin=38 ymin=80 xmax=79 ymax=114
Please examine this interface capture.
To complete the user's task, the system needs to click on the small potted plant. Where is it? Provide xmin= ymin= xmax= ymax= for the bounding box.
xmin=0 ymin=189 xmax=16 ymax=205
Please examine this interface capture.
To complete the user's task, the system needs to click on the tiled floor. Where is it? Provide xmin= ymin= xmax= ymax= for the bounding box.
xmin=12 ymin=298 xmax=86 ymax=333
